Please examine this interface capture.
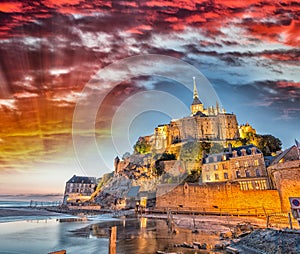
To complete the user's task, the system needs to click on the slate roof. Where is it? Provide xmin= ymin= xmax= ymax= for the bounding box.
xmin=191 ymin=96 xmax=202 ymax=105
xmin=203 ymin=144 xmax=262 ymax=164
xmin=126 ymin=186 xmax=141 ymax=197
xmin=271 ymin=145 xmax=299 ymax=165
xmin=67 ymin=175 xmax=96 ymax=184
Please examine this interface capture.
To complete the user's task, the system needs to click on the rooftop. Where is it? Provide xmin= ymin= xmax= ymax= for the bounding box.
xmin=67 ymin=175 xmax=97 ymax=184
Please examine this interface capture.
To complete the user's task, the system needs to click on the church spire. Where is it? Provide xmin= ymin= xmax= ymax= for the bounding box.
xmin=193 ymin=76 xmax=199 ymax=99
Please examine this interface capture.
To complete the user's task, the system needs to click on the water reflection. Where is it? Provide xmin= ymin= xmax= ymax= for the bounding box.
xmin=77 ymin=216 xmax=225 ymax=254
xmin=0 ymin=216 xmax=225 ymax=253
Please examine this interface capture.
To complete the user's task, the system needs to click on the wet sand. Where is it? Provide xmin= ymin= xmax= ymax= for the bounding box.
xmin=0 ymin=207 xmax=66 ymax=217
xmin=144 ymin=213 xmax=267 ymax=232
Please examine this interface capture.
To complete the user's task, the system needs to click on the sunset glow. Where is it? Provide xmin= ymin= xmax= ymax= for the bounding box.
xmin=0 ymin=0 xmax=299 ymax=195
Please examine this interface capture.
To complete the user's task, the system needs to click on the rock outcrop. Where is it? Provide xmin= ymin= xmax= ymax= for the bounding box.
xmin=231 ymin=228 xmax=300 ymax=253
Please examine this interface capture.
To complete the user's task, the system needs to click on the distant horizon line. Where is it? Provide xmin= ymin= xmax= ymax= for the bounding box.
xmin=0 ymin=193 xmax=63 ymax=197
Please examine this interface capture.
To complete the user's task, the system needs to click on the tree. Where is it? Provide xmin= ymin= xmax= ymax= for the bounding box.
xmin=180 ymin=141 xmax=204 ymax=162
xmin=133 ymin=136 xmax=151 ymax=154
xmin=231 ymin=133 xmax=282 ymax=156
xmin=184 ymin=170 xmax=201 ymax=183
xmin=209 ymin=143 xmax=224 ymax=154
xmin=257 ymin=134 xmax=282 ymax=156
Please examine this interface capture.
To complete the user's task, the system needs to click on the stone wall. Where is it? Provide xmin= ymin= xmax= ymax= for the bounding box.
xmin=159 ymin=160 xmax=200 ymax=175
xmin=269 ymin=160 xmax=300 ymax=212
xmin=156 ymin=182 xmax=281 ymax=214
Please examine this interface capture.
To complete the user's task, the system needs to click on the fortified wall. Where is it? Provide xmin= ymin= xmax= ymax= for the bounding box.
xmin=156 ymin=182 xmax=281 ymax=214
xmin=268 ymin=160 xmax=300 ymax=212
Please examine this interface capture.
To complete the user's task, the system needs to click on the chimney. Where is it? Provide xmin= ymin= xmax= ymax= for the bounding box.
xmin=228 ymin=143 xmax=232 ymax=154
xmin=232 ymin=150 xmax=237 ymax=157
xmin=241 ymin=148 xmax=246 ymax=156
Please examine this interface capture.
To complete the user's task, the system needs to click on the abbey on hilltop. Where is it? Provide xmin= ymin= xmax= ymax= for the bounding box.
xmin=152 ymin=77 xmax=240 ymax=153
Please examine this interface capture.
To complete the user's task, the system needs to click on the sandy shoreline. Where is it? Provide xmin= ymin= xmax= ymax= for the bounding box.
xmin=0 ymin=207 xmax=67 ymax=218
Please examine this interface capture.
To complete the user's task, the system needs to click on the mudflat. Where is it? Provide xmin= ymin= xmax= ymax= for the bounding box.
xmin=0 ymin=207 xmax=63 ymax=217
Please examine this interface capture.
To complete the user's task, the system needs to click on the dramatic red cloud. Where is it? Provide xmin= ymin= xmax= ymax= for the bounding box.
xmin=0 ymin=0 xmax=299 ymax=194
xmin=126 ymin=25 xmax=152 ymax=34
xmin=186 ymin=14 xmax=206 ymax=24
xmin=0 ymin=2 xmax=23 ymax=13
xmin=43 ymin=0 xmax=83 ymax=8
xmin=285 ymin=20 xmax=300 ymax=47
xmin=214 ymin=0 xmax=261 ymax=8
xmin=144 ymin=0 xmax=196 ymax=10
xmin=248 ymin=19 xmax=300 ymax=46
xmin=277 ymin=81 xmax=300 ymax=89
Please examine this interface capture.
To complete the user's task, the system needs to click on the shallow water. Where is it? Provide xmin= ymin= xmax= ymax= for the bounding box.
xmin=0 ymin=218 xmax=109 ymax=254
xmin=0 ymin=214 xmax=224 ymax=254
xmin=72 ymin=216 xmax=225 ymax=253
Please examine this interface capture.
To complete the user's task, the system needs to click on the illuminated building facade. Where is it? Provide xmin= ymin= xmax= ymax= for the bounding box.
xmin=202 ymin=144 xmax=270 ymax=190
xmin=152 ymin=78 xmax=239 ymax=152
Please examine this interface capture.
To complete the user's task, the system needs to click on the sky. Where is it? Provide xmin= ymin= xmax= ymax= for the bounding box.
xmin=0 ymin=0 xmax=299 ymax=195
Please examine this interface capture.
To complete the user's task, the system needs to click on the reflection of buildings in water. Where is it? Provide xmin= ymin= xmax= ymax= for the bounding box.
xmin=140 ymin=217 xmax=147 ymax=229
xmin=155 ymin=218 xmax=220 ymax=250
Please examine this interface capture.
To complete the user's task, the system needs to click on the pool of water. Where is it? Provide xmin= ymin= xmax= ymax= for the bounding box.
xmin=0 ymin=216 xmax=224 ymax=254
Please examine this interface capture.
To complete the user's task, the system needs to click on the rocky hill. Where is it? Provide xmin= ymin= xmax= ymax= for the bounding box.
xmin=93 ymin=161 xmax=158 ymax=209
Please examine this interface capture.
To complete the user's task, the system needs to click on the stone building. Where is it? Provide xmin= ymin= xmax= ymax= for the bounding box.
xmin=202 ymin=144 xmax=270 ymax=190
xmin=267 ymin=145 xmax=300 ymax=212
xmin=152 ymin=78 xmax=239 ymax=153
xmin=63 ymin=175 xmax=97 ymax=204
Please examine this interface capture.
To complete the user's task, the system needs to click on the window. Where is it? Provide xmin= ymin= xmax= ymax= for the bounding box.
xmin=215 ymin=173 xmax=219 ymax=180
xmin=236 ymin=170 xmax=241 ymax=178
xmin=206 ymin=175 xmax=211 ymax=181
xmin=261 ymin=180 xmax=267 ymax=190
xmin=240 ymin=181 xmax=248 ymax=191
xmin=245 ymin=169 xmax=251 ymax=177
xmin=244 ymin=161 xmax=248 ymax=167
xmin=254 ymin=159 xmax=259 ymax=166
xmin=235 ymin=161 xmax=239 ymax=168
xmin=256 ymin=169 xmax=261 ymax=177
xmin=224 ymin=172 xmax=228 ymax=179
xmin=254 ymin=181 xmax=260 ymax=190
xmin=214 ymin=164 xmax=218 ymax=170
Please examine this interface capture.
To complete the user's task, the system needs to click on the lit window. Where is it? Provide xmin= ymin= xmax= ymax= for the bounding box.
xmin=254 ymin=181 xmax=260 ymax=190
xmin=214 ymin=164 xmax=218 ymax=170
xmin=261 ymin=180 xmax=267 ymax=189
xmin=254 ymin=160 xmax=259 ymax=166
xmin=235 ymin=162 xmax=239 ymax=168
xmin=248 ymin=182 xmax=254 ymax=190
xmin=244 ymin=161 xmax=248 ymax=167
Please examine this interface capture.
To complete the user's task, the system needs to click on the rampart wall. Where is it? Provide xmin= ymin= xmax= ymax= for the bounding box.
xmin=156 ymin=182 xmax=282 ymax=214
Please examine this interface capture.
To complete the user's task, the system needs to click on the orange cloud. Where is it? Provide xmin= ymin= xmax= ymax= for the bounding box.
xmin=126 ymin=24 xmax=152 ymax=34
xmin=43 ymin=0 xmax=83 ymax=8
xmin=0 ymin=2 xmax=23 ymax=13
xmin=277 ymin=81 xmax=300 ymax=89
